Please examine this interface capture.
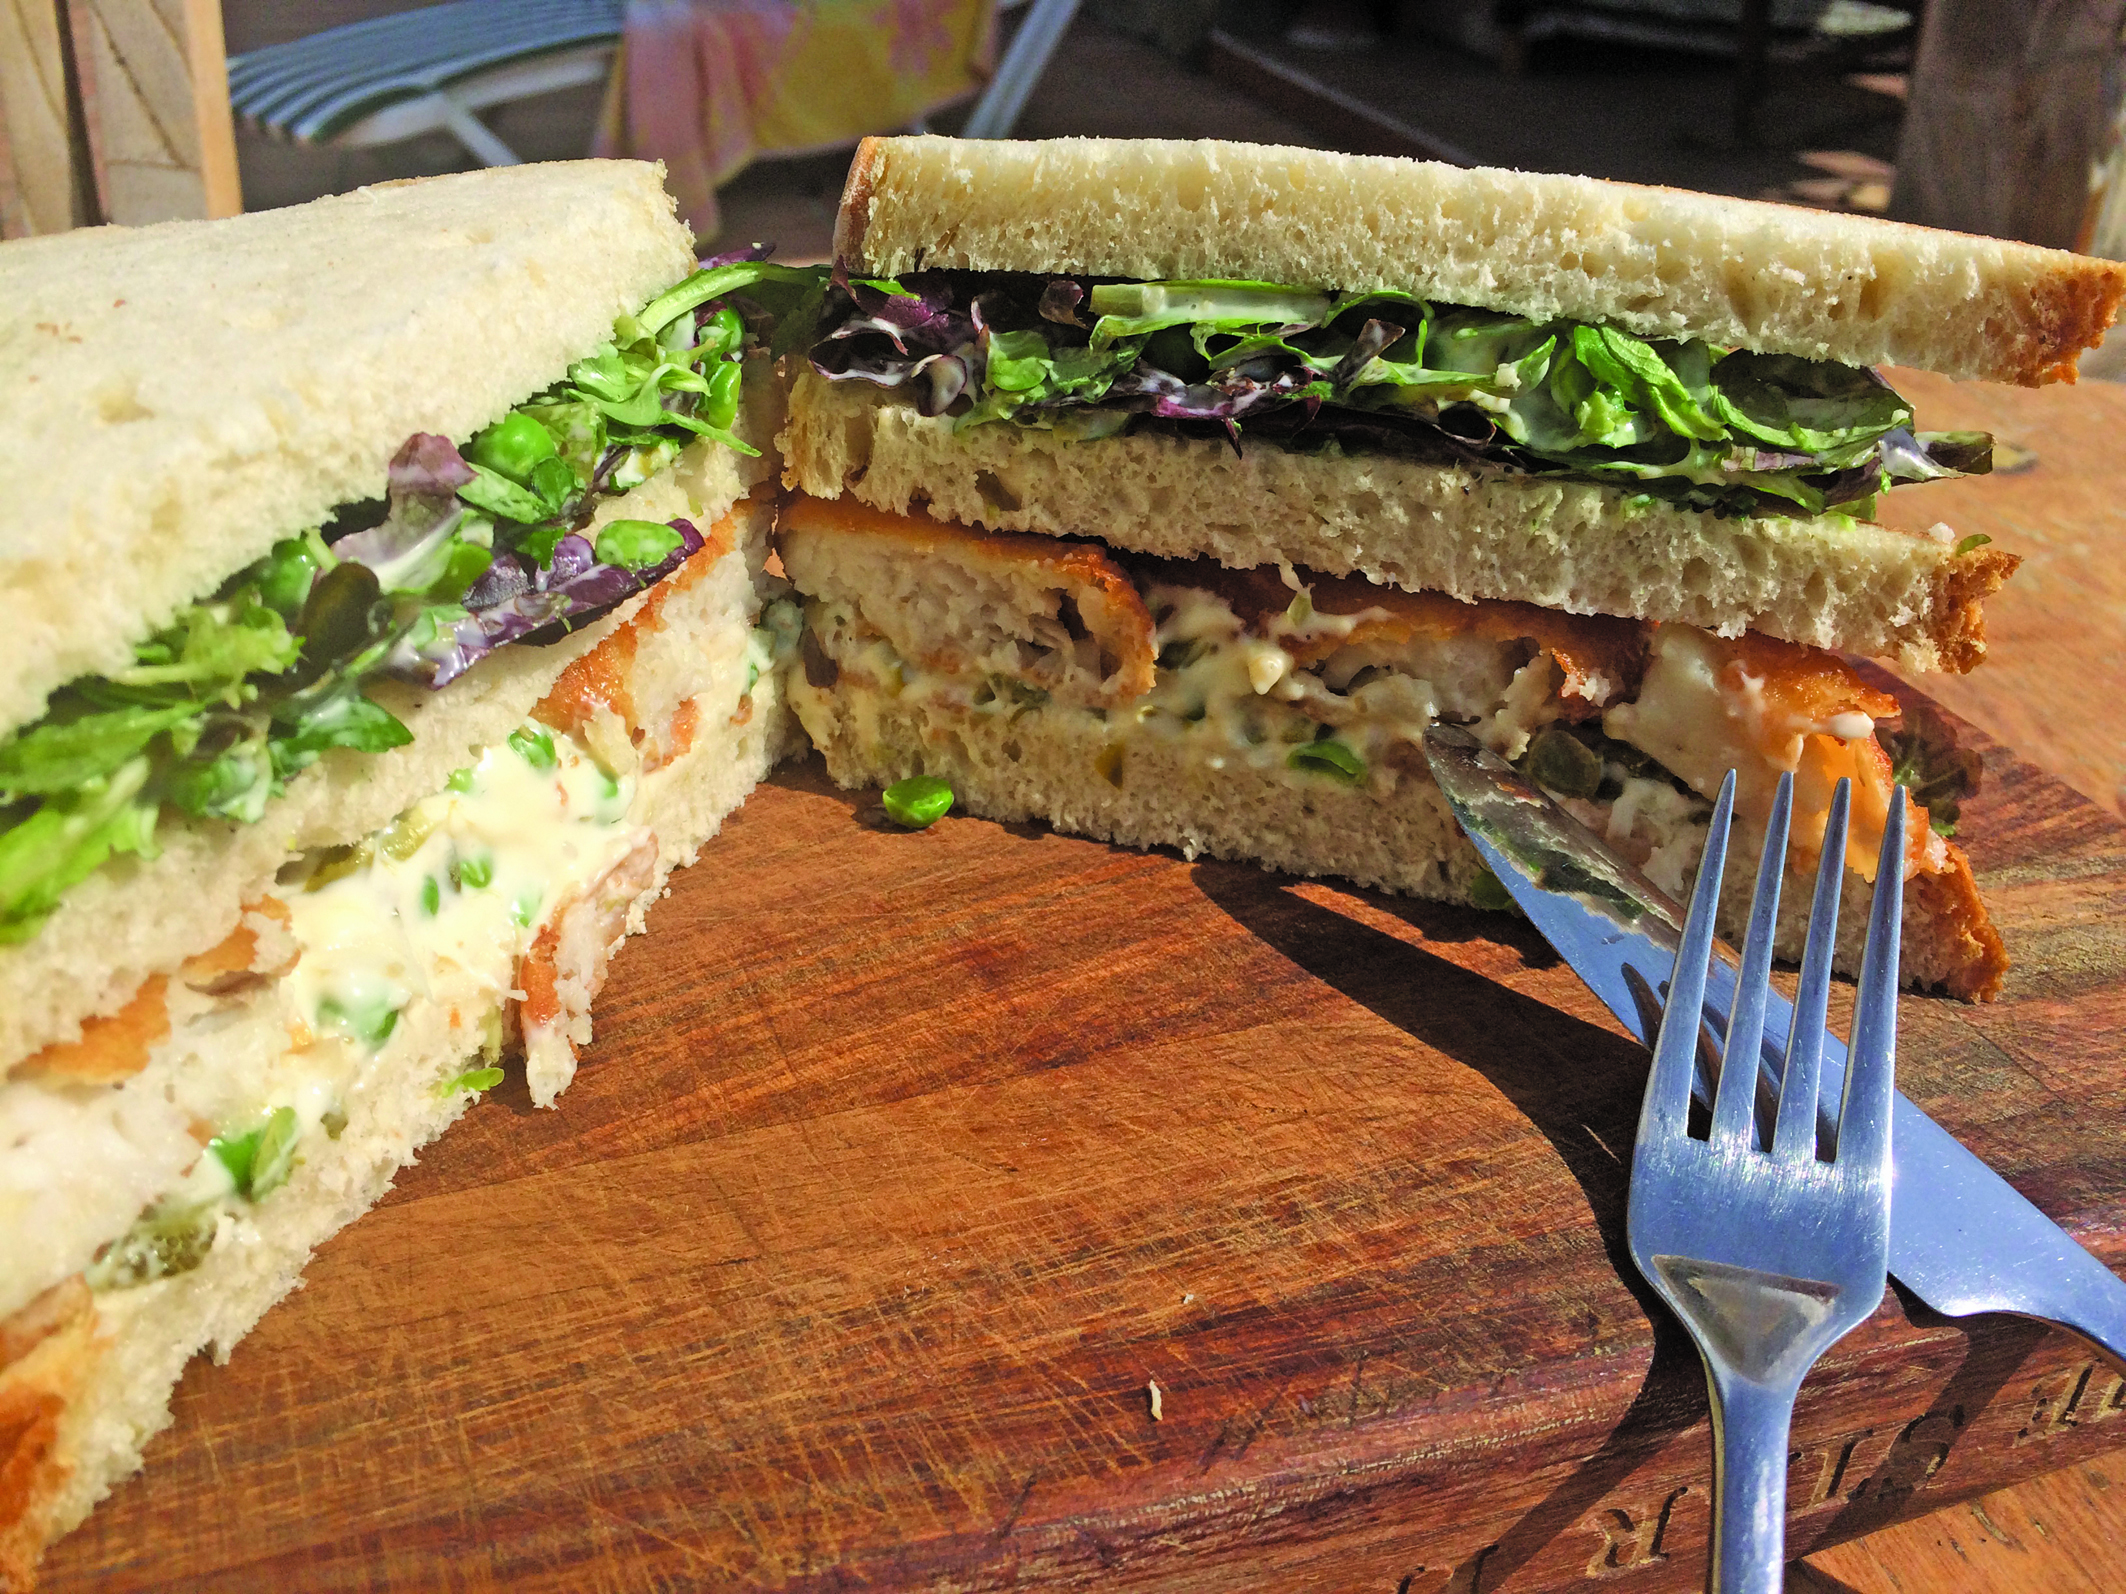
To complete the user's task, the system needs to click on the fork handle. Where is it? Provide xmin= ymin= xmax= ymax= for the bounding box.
xmin=1706 ymin=1371 xmax=1801 ymax=1594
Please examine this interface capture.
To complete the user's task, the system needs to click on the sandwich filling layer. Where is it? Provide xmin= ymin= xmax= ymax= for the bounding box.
xmin=779 ymin=369 xmax=2016 ymax=675
xmin=779 ymin=495 xmax=2006 ymax=1001
xmin=809 ymin=271 xmax=1993 ymax=521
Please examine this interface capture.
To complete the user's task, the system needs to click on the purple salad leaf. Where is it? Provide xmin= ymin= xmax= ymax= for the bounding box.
xmin=398 ymin=519 xmax=708 ymax=689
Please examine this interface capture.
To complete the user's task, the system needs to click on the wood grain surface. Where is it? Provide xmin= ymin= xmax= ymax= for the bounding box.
xmin=34 ymin=377 xmax=2126 ymax=1593
xmin=1876 ymin=369 xmax=2126 ymax=818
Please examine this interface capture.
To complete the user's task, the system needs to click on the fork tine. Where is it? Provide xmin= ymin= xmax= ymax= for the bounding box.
xmin=1834 ymin=790 xmax=1904 ymax=1171
xmin=1772 ymin=779 xmax=1850 ymax=1161
xmin=1711 ymin=772 xmax=1790 ymax=1151
xmin=1641 ymin=772 xmax=1735 ymax=1141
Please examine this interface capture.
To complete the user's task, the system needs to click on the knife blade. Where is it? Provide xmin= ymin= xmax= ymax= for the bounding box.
xmin=1422 ymin=723 xmax=2126 ymax=1365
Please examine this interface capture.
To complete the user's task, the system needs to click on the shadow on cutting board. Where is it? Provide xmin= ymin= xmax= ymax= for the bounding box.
xmin=1188 ymin=859 xmax=1645 ymax=1259
xmin=1190 ymin=859 xmax=1743 ymax=1581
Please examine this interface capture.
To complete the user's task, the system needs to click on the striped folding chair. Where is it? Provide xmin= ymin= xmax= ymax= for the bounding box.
xmin=226 ymin=0 xmax=625 ymax=168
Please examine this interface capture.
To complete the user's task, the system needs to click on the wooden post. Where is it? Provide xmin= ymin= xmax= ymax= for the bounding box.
xmin=0 ymin=0 xmax=240 ymax=237
xmin=0 ymin=0 xmax=95 ymax=236
xmin=1888 ymin=0 xmax=2125 ymax=247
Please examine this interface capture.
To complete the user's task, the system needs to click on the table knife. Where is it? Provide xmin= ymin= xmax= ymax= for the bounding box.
xmin=1423 ymin=724 xmax=2126 ymax=1366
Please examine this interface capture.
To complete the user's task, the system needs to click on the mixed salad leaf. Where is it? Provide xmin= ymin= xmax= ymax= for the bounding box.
xmin=1876 ymin=701 xmax=1983 ymax=837
xmin=810 ymin=270 xmax=1992 ymax=519
xmin=0 ymin=255 xmax=825 ymax=942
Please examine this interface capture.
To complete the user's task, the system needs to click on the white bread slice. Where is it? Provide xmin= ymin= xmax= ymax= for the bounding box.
xmin=0 ymin=160 xmax=694 ymax=737
xmin=0 ymin=505 xmax=797 ymax=1590
xmin=836 ymin=136 xmax=2126 ymax=386
xmin=0 ymin=427 xmax=771 ymax=1077
xmin=780 ymin=372 xmax=2017 ymax=674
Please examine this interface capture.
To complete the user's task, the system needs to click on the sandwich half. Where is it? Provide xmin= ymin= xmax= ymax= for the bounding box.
xmin=779 ymin=137 xmax=2123 ymax=1000
xmin=0 ymin=163 xmax=807 ymax=1584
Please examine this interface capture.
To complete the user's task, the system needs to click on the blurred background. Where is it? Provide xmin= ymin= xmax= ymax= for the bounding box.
xmin=4 ymin=2 xmax=2124 ymax=306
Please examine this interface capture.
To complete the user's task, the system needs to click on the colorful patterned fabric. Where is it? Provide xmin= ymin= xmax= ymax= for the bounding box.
xmin=595 ymin=0 xmax=994 ymax=239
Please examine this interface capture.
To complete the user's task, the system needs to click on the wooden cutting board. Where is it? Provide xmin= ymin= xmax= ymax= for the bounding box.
xmin=37 ymin=379 xmax=2126 ymax=1594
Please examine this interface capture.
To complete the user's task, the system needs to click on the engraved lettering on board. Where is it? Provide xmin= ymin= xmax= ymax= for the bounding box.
xmin=1800 ymin=1426 xmax=1879 ymax=1506
xmin=1578 ymin=1487 xmax=1689 ymax=1578
xmin=1788 ymin=1406 xmax=1966 ymax=1515
xmin=2017 ymin=1361 xmax=2126 ymax=1444
xmin=1865 ymin=1412 xmax=1963 ymax=1503
xmin=1397 ymin=1544 xmax=1496 ymax=1594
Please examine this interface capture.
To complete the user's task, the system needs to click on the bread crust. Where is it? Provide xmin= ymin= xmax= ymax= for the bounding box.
xmin=833 ymin=136 xmax=886 ymax=274
xmin=835 ymin=136 xmax=2126 ymax=387
xmin=0 ymin=1281 xmax=96 ymax=1592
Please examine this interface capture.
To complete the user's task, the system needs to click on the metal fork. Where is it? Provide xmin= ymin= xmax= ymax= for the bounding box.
xmin=1627 ymin=769 xmax=1902 ymax=1594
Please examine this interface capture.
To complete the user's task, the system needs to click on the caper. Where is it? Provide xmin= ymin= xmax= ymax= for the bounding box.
xmin=85 ymin=1201 xmax=219 ymax=1290
xmin=702 ymin=361 xmax=742 ymax=430
xmin=304 ymin=838 xmax=375 ymax=890
xmin=1469 ymin=869 xmax=1515 ymax=912
xmin=1156 ymin=638 xmax=1207 ymax=672
xmin=296 ymin=561 xmax=384 ymax=668
xmin=1287 ymin=738 xmax=1367 ymax=785
xmin=467 ymin=411 xmax=558 ymax=484
xmin=1525 ymin=723 xmax=1604 ymax=799
xmin=378 ymin=803 xmax=440 ymax=861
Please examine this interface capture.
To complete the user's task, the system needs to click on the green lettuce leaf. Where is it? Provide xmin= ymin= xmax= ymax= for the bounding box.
xmin=0 ymin=701 xmax=198 ymax=797
xmin=114 ymin=596 xmax=299 ymax=699
xmin=1708 ymin=351 xmax=1910 ymax=452
xmin=857 ymin=274 xmax=1953 ymax=518
xmin=0 ymin=757 xmax=158 ymax=942
xmin=269 ymin=679 xmax=413 ymax=780
xmin=1088 ymin=280 xmax=1334 ymax=349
